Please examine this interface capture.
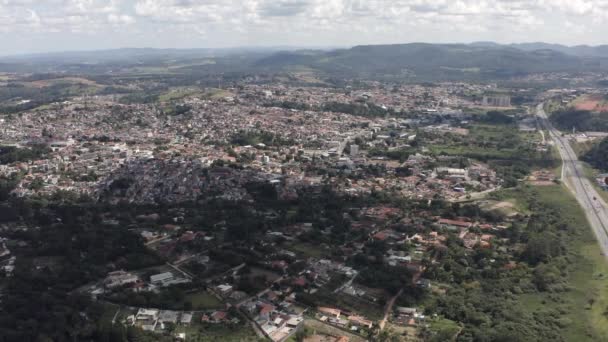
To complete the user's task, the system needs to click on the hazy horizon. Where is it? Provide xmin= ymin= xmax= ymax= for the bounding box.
xmin=3 ymin=40 xmax=608 ymax=59
xmin=2 ymin=0 xmax=608 ymax=55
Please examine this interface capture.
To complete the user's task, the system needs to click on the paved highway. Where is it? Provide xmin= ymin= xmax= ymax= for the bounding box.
xmin=536 ymin=103 xmax=608 ymax=256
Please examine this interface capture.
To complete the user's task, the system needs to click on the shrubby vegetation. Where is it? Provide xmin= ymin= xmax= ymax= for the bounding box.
xmin=421 ymin=186 xmax=592 ymax=341
xmin=583 ymin=137 xmax=608 ymax=171
xmin=420 ymin=125 xmax=556 ymax=187
xmin=0 ymin=82 xmax=80 ymax=114
xmin=551 ymin=109 xmax=608 ymax=132
xmin=0 ymin=144 xmax=50 ymax=165
xmin=0 ymin=173 xmax=20 ymax=201
xmin=230 ymin=129 xmax=295 ymax=147
xmin=321 ymin=101 xmax=391 ymax=118
xmin=477 ymin=110 xmax=516 ymax=125
xmin=0 ymin=193 xmax=162 ymax=340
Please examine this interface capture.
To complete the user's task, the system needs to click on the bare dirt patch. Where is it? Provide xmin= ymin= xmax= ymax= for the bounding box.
xmin=480 ymin=200 xmax=521 ymax=217
xmin=573 ymin=95 xmax=608 ymax=112
xmin=25 ymin=77 xmax=101 ymax=88
xmin=304 ymin=335 xmax=340 ymax=342
xmin=527 ymin=170 xmax=557 ymax=186
xmin=489 ymin=201 xmax=515 ymax=210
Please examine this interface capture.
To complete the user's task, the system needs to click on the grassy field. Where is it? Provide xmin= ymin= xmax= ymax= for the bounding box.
xmin=428 ymin=145 xmax=518 ymax=159
xmin=505 ymin=185 xmax=608 ymax=341
xmin=469 ymin=124 xmax=537 ymax=142
xmin=330 ymin=292 xmax=384 ymax=320
xmin=479 ymin=198 xmax=528 ymax=217
xmin=428 ymin=124 xmax=541 ymax=161
xmin=175 ymin=321 xmax=261 ymax=341
xmin=428 ymin=317 xmax=461 ymax=341
xmin=572 ymin=141 xmax=595 ymax=157
xmin=551 ymin=144 xmax=564 ymax=178
xmin=202 ymin=88 xmax=234 ymax=100
xmin=158 ymin=87 xmax=202 ymax=102
xmin=544 ymin=99 xmax=564 ymax=115
xmin=286 ymin=319 xmax=366 ymax=342
xmin=302 ymin=288 xmax=384 ymax=321
xmin=384 ymin=322 xmax=420 ymax=341
xmin=161 ymin=87 xmax=234 ymax=101
xmin=98 ymin=302 xmax=121 ymax=325
xmin=183 ymin=291 xmax=224 ymax=311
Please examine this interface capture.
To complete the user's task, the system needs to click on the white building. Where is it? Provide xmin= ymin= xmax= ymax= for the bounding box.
xmin=104 ymin=270 xmax=139 ymax=289
xmin=150 ymin=272 xmax=174 ymax=285
xmin=217 ymin=284 xmax=233 ymax=296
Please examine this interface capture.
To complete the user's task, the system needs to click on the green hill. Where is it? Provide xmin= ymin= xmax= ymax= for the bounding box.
xmin=4 ymin=43 xmax=608 ymax=81
xmin=254 ymin=43 xmax=608 ymax=80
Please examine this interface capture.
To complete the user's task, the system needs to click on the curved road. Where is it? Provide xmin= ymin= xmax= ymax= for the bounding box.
xmin=536 ymin=103 xmax=608 ymax=256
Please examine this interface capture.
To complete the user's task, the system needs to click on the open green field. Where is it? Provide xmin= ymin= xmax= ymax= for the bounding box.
xmin=571 ymin=140 xmax=598 ymax=157
xmin=202 ymin=88 xmax=235 ymax=100
xmin=504 ymin=185 xmax=608 ymax=341
xmin=428 ymin=317 xmax=461 ymax=341
xmin=325 ymin=291 xmax=384 ymax=321
xmin=428 ymin=124 xmax=541 ymax=161
xmin=544 ymin=99 xmax=564 ymax=115
xmin=158 ymin=87 xmax=202 ymax=102
xmin=183 ymin=290 xmax=224 ymax=311
xmin=285 ymin=319 xmax=366 ymax=342
xmin=428 ymin=144 xmax=519 ymax=159
xmin=175 ymin=321 xmax=261 ymax=342
xmin=469 ymin=124 xmax=536 ymax=142
xmin=551 ymin=145 xmax=564 ymax=178
xmin=158 ymin=87 xmax=235 ymax=103
xmin=98 ymin=302 xmax=122 ymax=325
xmin=479 ymin=198 xmax=529 ymax=217
xmin=336 ymin=294 xmax=384 ymax=321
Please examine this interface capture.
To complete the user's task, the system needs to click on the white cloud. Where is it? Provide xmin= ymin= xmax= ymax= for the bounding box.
xmin=108 ymin=13 xmax=134 ymax=24
xmin=2 ymin=0 xmax=608 ymax=54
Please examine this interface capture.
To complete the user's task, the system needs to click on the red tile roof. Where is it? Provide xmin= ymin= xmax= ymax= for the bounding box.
xmin=259 ymin=304 xmax=275 ymax=316
xmin=211 ymin=311 xmax=227 ymax=321
xmin=373 ymin=232 xmax=388 ymax=241
xmin=438 ymin=218 xmax=472 ymax=228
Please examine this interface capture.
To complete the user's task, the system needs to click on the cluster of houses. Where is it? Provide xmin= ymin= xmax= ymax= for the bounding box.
xmin=129 ymin=308 xmax=194 ymax=332
xmin=0 ymin=78 xmax=509 ymax=208
xmin=317 ymin=307 xmax=374 ymax=333
xmin=332 ymin=154 xmax=500 ymax=202
xmin=393 ymin=307 xmax=425 ymax=326
xmin=241 ymin=294 xmax=304 ymax=341
xmin=90 ymin=270 xmax=191 ymax=297
xmin=437 ymin=218 xmax=506 ymax=250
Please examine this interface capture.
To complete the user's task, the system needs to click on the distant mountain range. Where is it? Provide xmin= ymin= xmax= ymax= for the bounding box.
xmin=252 ymin=43 xmax=608 ymax=80
xmin=472 ymin=42 xmax=608 ymax=58
xmin=2 ymin=42 xmax=608 ymax=80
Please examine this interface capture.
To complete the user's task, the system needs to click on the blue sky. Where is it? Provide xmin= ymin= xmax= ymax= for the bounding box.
xmin=1 ymin=0 xmax=607 ymax=55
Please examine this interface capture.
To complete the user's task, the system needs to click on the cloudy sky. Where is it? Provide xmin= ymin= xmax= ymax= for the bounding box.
xmin=1 ymin=0 xmax=607 ymax=55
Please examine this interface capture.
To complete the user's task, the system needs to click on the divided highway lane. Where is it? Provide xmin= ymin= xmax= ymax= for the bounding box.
xmin=536 ymin=104 xmax=608 ymax=257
